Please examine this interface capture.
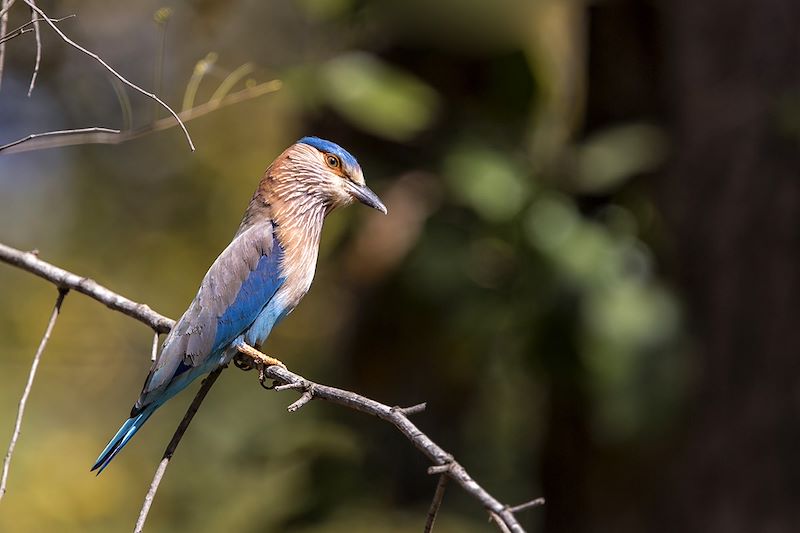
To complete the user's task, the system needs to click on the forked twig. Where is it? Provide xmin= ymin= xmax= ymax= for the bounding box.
xmin=0 ymin=288 xmax=67 ymax=501
xmin=0 ymin=14 xmax=71 ymax=46
xmin=20 ymin=0 xmax=195 ymax=151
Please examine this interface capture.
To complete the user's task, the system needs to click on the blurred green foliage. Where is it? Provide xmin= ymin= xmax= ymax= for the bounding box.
xmin=0 ymin=0 xmax=687 ymax=531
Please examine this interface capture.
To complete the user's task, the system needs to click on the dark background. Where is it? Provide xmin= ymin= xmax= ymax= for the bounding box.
xmin=0 ymin=0 xmax=798 ymax=531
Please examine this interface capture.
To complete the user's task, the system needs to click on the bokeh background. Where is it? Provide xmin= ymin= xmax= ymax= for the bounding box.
xmin=1 ymin=0 xmax=798 ymax=531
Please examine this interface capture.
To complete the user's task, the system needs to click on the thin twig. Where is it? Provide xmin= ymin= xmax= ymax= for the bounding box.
xmin=0 ymin=0 xmax=13 ymax=89
xmin=423 ymin=474 xmax=449 ymax=533
xmin=0 ymin=0 xmax=14 ymax=19
xmin=26 ymin=0 xmax=40 ymax=96
xmin=152 ymin=7 xmax=171 ymax=121
xmin=134 ymin=367 xmax=223 ymax=532
xmin=0 ymin=242 xmax=540 ymax=533
xmin=489 ymin=512 xmax=514 ymax=533
xmin=0 ymin=127 xmax=121 ymax=152
xmin=150 ymin=331 xmax=159 ymax=362
xmin=182 ymin=53 xmax=216 ymax=112
xmin=0 ymin=15 xmax=73 ymax=46
xmin=20 ymin=0 xmax=195 ymax=151
xmin=507 ymin=498 xmax=546 ymax=514
xmin=209 ymin=62 xmax=253 ymax=102
xmin=0 ymin=79 xmax=281 ymax=155
xmin=0 ymin=288 xmax=67 ymax=502
xmin=394 ymin=402 xmax=427 ymax=416
xmin=109 ymin=75 xmax=133 ymax=131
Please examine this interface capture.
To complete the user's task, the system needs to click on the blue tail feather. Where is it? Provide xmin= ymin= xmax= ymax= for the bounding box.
xmin=91 ymin=405 xmax=156 ymax=474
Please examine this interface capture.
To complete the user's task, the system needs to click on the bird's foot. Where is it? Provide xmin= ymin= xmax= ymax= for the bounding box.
xmin=233 ymin=354 xmax=254 ymax=371
xmin=235 ymin=342 xmax=287 ymax=368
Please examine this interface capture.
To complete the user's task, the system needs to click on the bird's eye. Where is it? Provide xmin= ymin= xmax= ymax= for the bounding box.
xmin=325 ymin=154 xmax=341 ymax=169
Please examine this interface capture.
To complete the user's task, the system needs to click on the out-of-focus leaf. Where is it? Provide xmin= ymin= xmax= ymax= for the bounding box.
xmin=321 ymin=53 xmax=439 ymax=141
xmin=574 ymin=123 xmax=668 ymax=193
xmin=445 ymin=146 xmax=530 ymax=222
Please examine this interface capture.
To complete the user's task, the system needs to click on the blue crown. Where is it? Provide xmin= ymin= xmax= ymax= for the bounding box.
xmin=298 ymin=136 xmax=360 ymax=171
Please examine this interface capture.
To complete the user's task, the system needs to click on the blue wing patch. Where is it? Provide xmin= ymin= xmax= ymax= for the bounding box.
xmin=211 ymin=247 xmax=285 ymax=354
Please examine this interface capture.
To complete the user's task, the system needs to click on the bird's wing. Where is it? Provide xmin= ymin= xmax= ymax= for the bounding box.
xmin=134 ymin=221 xmax=284 ymax=411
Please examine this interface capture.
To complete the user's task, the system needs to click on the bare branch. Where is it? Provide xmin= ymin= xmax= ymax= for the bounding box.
xmin=0 ymin=241 xmax=540 ymax=532
xmin=0 ymin=0 xmax=13 ymax=89
xmin=507 ymin=498 xmax=545 ymax=514
xmin=0 ymin=0 xmax=14 ymax=19
xmin=424 ymin=475 xmax=449 ymax=533
xmin=489 ymin=512 xmax=514 ymax=533
xmin=394 ymin=402 xmax=427 ymax=416
xmin=0 ymin=243 xmax=173 ymax=332
xmin=428 ymin=464 xmax=452 ymax=475
xmin=150 ymin=331 xmax=160 ymax=362
xmin=0 ymin=288 xmax=67 ymax=502
xmin=241 ymin=347 xmax=533 ymax=533
xmin=0 ymin=126 xmax=121 ymax=153
xmin=20 ymin=0 xmax=195 ymax=151
xmin=26 ymin=0 xmax=40 ymax=96
xmin=0 ymin=80 xmax=281 ymax=155
xmin=135 ymin=368 xmax=223 ymax=532
xmin=0 ymin=14 xmax=72 ymax=46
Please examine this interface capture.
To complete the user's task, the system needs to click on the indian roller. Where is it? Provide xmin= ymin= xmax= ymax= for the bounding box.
xmin=92 ymin=137 xmax=386 ymax=473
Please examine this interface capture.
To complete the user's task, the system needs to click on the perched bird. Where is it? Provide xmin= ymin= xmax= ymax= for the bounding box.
xmin=92 ymin=137 xmax=386 ymax=473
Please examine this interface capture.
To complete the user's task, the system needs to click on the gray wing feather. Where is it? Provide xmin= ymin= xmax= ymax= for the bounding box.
xmin=136 ymin=222 xmax=275 ymax=406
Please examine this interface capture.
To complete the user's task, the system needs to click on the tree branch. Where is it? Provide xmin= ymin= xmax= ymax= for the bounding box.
xmin=134 ymin=367 xmax=223 ymax=533
xmin=0 ymin=0 xmax=14 ymax=89
xmin=424 ymin=474 xmax=448 ymax=533
xmin=20 ymin=0 xmax=195 ymax=151
xmin=0 ymin=241 xmax=542 ymax=532
xmin=0 ymin=80 xmax=281 ymax=155
xmin=0 ymin=287 xmax=67 ymax=502
xmin=0 ymin=243 xmax=173 ymax=332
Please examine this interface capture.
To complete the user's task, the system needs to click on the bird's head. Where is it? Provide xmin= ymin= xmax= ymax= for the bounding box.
xmin=273 ymin=137 xmax=387 ymax=215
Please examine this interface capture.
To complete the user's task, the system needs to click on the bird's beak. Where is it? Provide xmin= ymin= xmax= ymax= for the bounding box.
xmin=349 ymin=182 xmax=387 ymax=214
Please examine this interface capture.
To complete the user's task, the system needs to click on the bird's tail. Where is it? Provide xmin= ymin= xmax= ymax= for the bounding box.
xmin=91 ymin=404 xmax=157 ymax=474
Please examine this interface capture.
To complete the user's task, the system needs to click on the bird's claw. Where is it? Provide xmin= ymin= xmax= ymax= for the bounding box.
xmin=257 ymin=364 xmax=277 ymax=389
xmin=233 ymin=354 xmax=254 ymax=371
